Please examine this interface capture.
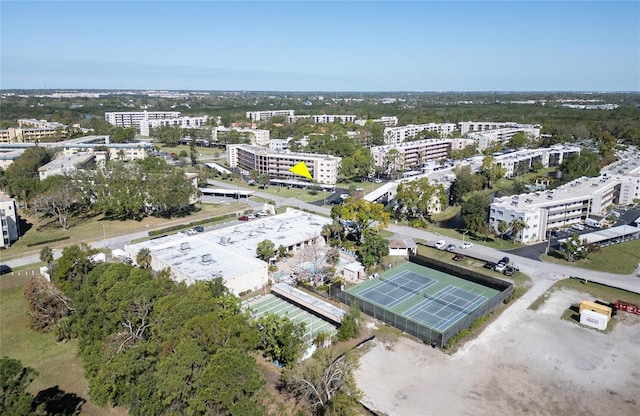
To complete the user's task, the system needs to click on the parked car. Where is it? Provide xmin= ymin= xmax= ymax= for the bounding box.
xmin=0 ymin=265 xmax=12 ymax=275
xmin=494 ymin=263 xmax=507 ymax=273
xmin=498 ymin=256 xmax=510 ymax=265
xmin=445 ymin=244 xmax=456 ymax=252
xmin=193 ymin=226 xmax=204 ymax=233
xmin=453 ymin=253 xmax=464 ymax=261
xmin=484 ymin=261 xmax=497 ymax=269
xmin=570 ymin=223 xmax=585 ymax=231
xmin=503 ymin=266 xmax=516 ymax=276
xmin=374 ymin=179 xmax=382 ymax=183
xmin=460 ymin=242 xmax=473 ymax=249
xmin=434 ymin=240 xmax=446 ymax=250
xmin=248 ymin=214 xmax=256 ymax=219
xmin=238 ymin=215 xmax=249 ymax=221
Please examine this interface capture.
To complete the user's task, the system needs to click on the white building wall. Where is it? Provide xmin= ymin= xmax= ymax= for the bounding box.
xmin=140 ymin=115 xmax=209 ymax=136
xmin=0 ymin=194 xmax=19 ymax=248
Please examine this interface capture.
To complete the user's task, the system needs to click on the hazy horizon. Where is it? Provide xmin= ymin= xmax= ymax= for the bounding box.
xmin=2 ymin=1 xmax=639 ymax=92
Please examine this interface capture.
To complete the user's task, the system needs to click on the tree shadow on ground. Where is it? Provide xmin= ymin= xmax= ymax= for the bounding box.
xmin=32 ymin=385 xmax=86 ymax=415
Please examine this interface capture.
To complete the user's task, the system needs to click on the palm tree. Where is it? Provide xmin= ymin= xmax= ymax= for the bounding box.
xmin=497 ymin=220 xmax=509 ymax=246
xmin=40 ymin=246 xmax=54 ymax=274
xmin=509 ymin=218 xmax=527 ymax=242
xmin=136 ymin=248 xmax=152 ymax=269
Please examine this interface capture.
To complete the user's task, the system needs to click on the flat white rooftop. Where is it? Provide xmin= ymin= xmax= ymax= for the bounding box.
xmin=559 ymin=225 xmax=640 ymax=245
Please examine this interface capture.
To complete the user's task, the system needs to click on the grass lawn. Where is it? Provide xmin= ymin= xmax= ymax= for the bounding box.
xmin=541 ymin=238 xmax=640 ymax=275
xmin=0 ymin=281 xmax=123 ymax=415
xmin=3 ymin=203 xmax=247 ymax=262
xmin=250 ymin=185 xmax=333 ymax=203
xmin=416 ymin=244 xmax=531 ymax=290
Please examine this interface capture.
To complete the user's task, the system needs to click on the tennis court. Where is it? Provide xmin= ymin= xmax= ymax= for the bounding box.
xmin=344 ymin=260 xmax=502 ymax=344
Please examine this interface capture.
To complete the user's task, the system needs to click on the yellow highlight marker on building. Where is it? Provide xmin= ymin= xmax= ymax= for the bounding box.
xmin=289 ymin=161 xmax=313 ymax=180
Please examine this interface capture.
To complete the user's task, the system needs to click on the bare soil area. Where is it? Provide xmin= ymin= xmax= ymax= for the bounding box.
xmin=356 ymin=287 xmax=640 ymax=416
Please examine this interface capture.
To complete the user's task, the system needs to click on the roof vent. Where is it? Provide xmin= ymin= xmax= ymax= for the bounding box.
xmin=201 ymin=254 xmax=212 ymax=263
xmin=219 ymin=236 xmax=231 ymax=245
xmin=180 ymin=242 xmax=190 ymax=251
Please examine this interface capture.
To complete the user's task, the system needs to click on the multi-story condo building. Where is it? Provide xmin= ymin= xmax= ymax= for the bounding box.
xmin=38 ymin=153 xmax=96 ymax=180
xmin=371 ymin=138 xmax=474 ymax=169
xmin=383 ymin=123 xmax=457 ymax=145
xmin=213 ymin=127 xmax=270 ymax=146
xmin=245 ymin=110 xmax=295 ymax=122
xmin=139 ymin=116 xmax=209 ymax=136
xmin=493 ymin=145 xmax=581 ymax=178
xmin=0 ymin=191 xmax=19 ymax=248
xmin=458 ymin=121 xmax=520 ymax=135
xmin=489 ymin=175 xmax=621 ymax=244
xmin=105 ymin=111 xmax=181 ymax=133
xmin=0 ymin=127 xmax=66 ymax=144
xmin=227 ymin=145 xmax=341 ymax=185
xmin=286 ymin=114 xmax=358 ymax=124
xmin=602 ymin=150 xmax=640 ymax=205
xmin=467 ymin=124 xmax=541 ymax=152
xmin=18 ymin=119 xmax=67 ymax=129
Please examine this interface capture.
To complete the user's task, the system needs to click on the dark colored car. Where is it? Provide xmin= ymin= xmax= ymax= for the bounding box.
xmin=453 ymin=254 xmax=464 ymax=262
xmin=484 ymin=261 xmax=497 ymax=269
xmin=498 ymin=256 xmax=510 ymax=265
xmin=193 ymin=226 xmax=205 ymax=232
xmin=503 ymin=266 xmax=515 ymax=276
xmin=238 ymin=215 xmax=249 ymax=221
xmin=0 ymin=265 xmax=12 ymax=275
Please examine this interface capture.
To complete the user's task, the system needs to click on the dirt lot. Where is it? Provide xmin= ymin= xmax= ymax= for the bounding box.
xmin=356 ymin=287 xmax=640 ymax=416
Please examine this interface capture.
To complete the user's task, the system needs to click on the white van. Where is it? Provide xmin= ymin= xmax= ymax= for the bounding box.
xmin=584 ymin=218 xmax=600 ymax=228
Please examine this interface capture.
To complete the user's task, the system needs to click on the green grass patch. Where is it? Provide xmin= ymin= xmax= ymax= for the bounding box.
xmin=429 ymin=205 xmax=460 ymax=222
xmin=541 ymin=239 xmax=640 ymax=274
xmin=528 ymin=277 xmax=640 ymax=312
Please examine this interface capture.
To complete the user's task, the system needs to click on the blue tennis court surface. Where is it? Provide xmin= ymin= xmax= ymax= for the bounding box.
xmin=403 ymin=285 xmax=488 ymax=331
xmin=358 ymin=270 xmax=436 ymax=308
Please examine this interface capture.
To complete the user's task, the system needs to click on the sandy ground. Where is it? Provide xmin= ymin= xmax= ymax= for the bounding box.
xmin=356 ymin=287 xmax=640 ymax=416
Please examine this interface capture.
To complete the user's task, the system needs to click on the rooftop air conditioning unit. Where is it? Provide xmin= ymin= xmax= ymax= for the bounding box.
xmin=180 ymin=242 xmax=190 ymax=251
xmin=219 ymin=236 xmax=231 ymax=245
xmin=201 ymin=254 xmax=212 ymax=263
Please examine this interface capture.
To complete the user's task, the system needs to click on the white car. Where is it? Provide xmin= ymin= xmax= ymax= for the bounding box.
xmin=460 ymin=242 xmax=473 ymax=249
xmin=494 ymin=263 xmax=507 ymax=273
xmin=434 ymin=240 xmax=446 ymax=250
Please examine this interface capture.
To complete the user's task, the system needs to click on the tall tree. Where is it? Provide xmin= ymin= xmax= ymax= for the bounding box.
xmin=331 ymin=199 xmax=390 ymax=242
xmin=450 ymin=165 xmax=482 ymax=205
xmin=0 ymin=357 xmax=38 ymax=415
xmin=461 ymin=193 xmax=490 ymax=236
xmin=39 ymin=246 xmax=54 ymax=274
xmin=256 ymin=239 xmax=275 ymax=262
xmin=136 ymin=248 xmax=152 ymax=269
xmin=358 ymin=230 xmax=389 ymax=269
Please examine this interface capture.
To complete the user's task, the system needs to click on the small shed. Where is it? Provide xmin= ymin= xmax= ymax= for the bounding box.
xmin=342 ymin=261 xmax=365 ymax=281
xmin=388 ymin=237 xmax=417 ymax=256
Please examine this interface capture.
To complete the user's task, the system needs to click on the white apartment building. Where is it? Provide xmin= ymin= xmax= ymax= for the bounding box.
xmin=0 ymin=191 xmax=19 ymax=248
xmin=286 ymin=114 xmax=358 ymax=124
xmin=371 ymin=138 xmax=474 ymax=169
xmin=213 ymin=127 xmax=270 ymax=146
xmin=105 ymin=111 xmax=181 ymax=132
xmin=383 ymin=123 xmax=457 ymax=145
xmin=227 ymin=145 xmax=341 ymax=185
xmin=493 ymin=145 xmax=581 ymax=178
xmin=268 ymin=139 xmax=289 ymax=151
xmin=355 ymin=116 xmax=399 ymax=127
xmin=458 ymin=121 xmax=520 ymax=135
xmin=602 ymin=150 xmax=640 ymax=205
xmin=245 ymin=110 xmax=295 ymax=122
xmin=467 ymin=124 xmax=541 ymax=152
xmin=489 ymin=175 xmax=621 ymax=244
xmin=0 ymin=127 xmax=66 ymax=144
xmin=139 ymin=115 xmax=209 ymax=136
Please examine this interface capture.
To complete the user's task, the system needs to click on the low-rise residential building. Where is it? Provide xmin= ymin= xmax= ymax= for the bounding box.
xmin=493 ymin=145 xmax=581 ymax=178
xmin=0 ymin=127 xmax=66 ymax=144
xmin=458 ymin=121 xmax=520 ymax=135
xmin=38 ymin=153 xmax=95 ymax=180
xmin=227 ymin=145 xmax=341 ymax=185
xmin=213 ymin=127 xmax=270 ymax=146
xmin=383 ymin=123 xmax=458 ymax=145
xmin=17 ymin=119 xmax=67 ymax=129
xmin=124 ymin=209 xmax=331 ymax=295
xmin=0 ymin=191 xmax=19 ymax=248
xmin=288 ymin=114 xmax=358 ymax=124
xmin=489 ymin=175 xmax=621 ymax=244
xmin=245 ymin=110 xmax=295 ymax=122
xmin=602 ymin=150 xmax=640 ymax=205
xmin=140 ymin=115 xmax=209 ymax=136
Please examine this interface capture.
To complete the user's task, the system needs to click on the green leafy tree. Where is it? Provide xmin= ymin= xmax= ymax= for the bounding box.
xmin=336 ymin=304 xmax=362 ymax=341
xmin=461 ymin=194 xmax=491 ymax=236
xmin=256 ymin=239 xmax=275 ymax=262
xmin=52 ymin=243 xmax=97 ymax=293
xmin=509 ymin=217 xmax=527 ymax=242
xmin=358 ymin=230 xmax=389 ymax=269
xmin=383 ymin=149 xmax=404 ymax=180
xmin=395 ymin=178 xmax=446 ymax=220
xmin=112 ymin=127 xmax=136 ymax=143
xmin=450 ymin=165 xmax=482 ymax=205
xmin=559 ymin=149 xmax=600 ymax=182
xmin=331 ymin=199 xmax=390 ymax=242
xmin=256 ymin=313 xmax=306 ymax=367
xmin=497 ymin=220 xmax=509 ymax=246
xmin=0 ymin=357 xmax=38 ymax=415
xmin=560 ymin=233 xmax=588 ymax=262
xmin=480 ymin=156 xmax=505 ymax=189
xmin=152 ymin=125 xmax=182 ymax=146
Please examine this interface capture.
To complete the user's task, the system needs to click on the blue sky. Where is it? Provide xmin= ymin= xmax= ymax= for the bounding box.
xmin=1 ymin=1 xmax=639 ymax=91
